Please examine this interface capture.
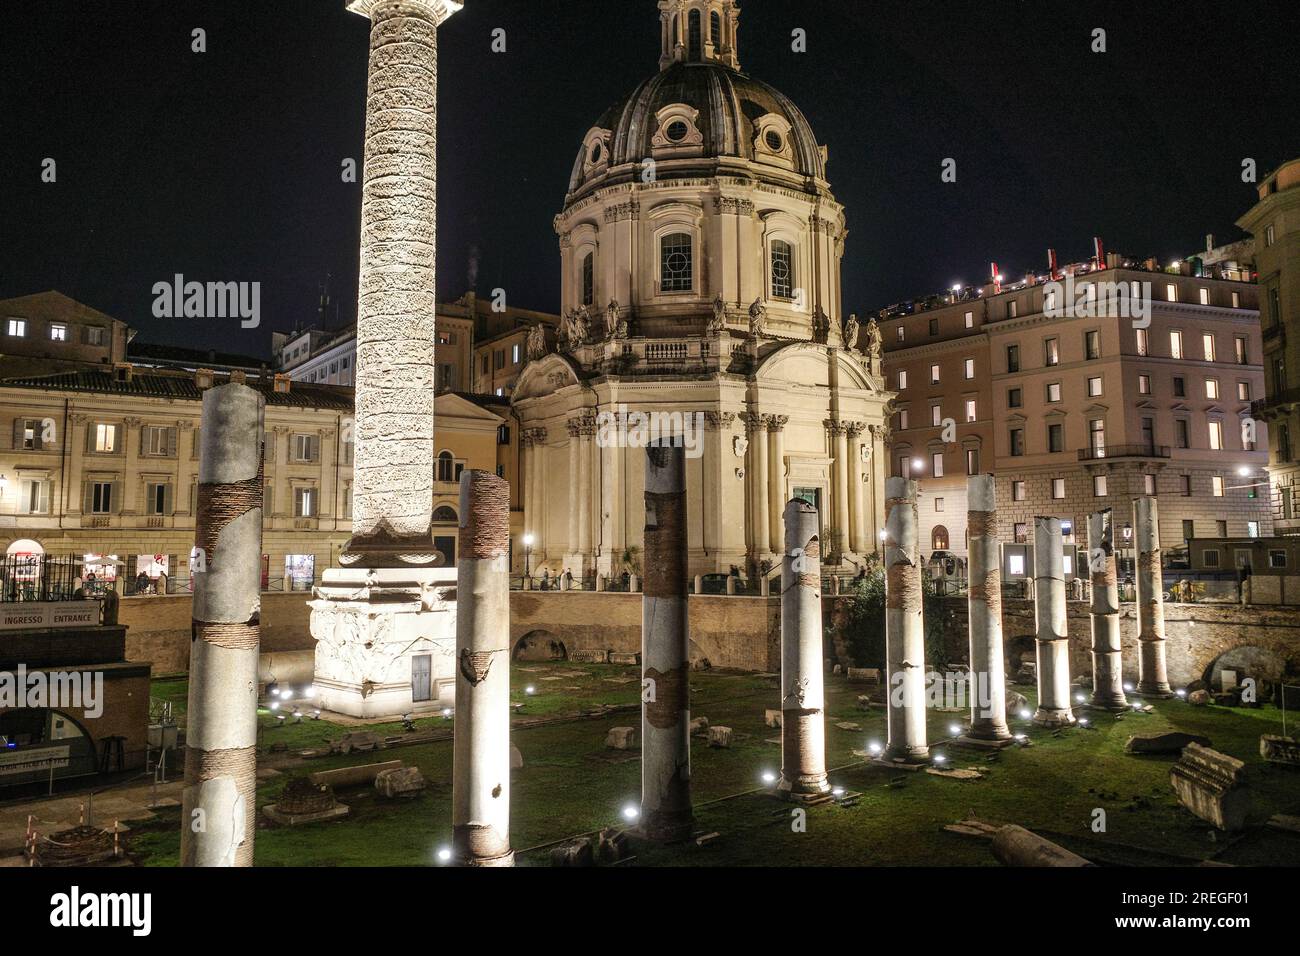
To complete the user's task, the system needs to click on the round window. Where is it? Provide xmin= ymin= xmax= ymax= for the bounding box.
xmin=590 ymin=143 xmax=603 ymax=164
xmin=772 ymin=259 xmax=790 ymax=281
xmin=665 ymin=121 xmax=690 ymax=143
xmin=666 ymin=252 xmax=690 ymax=273
xmin=765 ymin=130 xmax=784 ymax=152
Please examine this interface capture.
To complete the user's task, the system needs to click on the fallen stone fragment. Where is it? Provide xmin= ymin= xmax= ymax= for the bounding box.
xmin=991 ymin=825 xmax=1091 ymax=867
xmin=1260 ymin=734 xmax=1300 ymax=766
xmin=1124 ymin=732 xmax=1212 ymax=755
xmin=1170 ymin=743 xmax=1251 ymax=831
xmin=708 ymin=726 xmax=734 ymax=748
xmin=605 ymin=727 xmax=638 ymax=750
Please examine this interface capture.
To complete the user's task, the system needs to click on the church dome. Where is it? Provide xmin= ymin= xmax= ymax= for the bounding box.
xmin=566 ymin=2 xmax=828 ymax=199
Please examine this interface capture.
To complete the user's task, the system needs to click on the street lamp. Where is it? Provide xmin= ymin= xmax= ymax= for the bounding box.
xmin=523 ymin=533 xmax=534 ymax=579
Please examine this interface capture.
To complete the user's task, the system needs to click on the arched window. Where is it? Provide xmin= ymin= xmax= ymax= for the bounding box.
xmin=432 ymin=505 xmax=458 ymax=523
xmin=771 ymin=240 xmax=794 ymax=299
xmin=710 ymin=10 xmax=722 ymax=48
xmin=437 ymin=451 xmax=455 ymax=483
xmin=688 ymin=10 xmax=702 ymax=60
xmin=581 ymin=252 xmax=594 ymax=306
xmin=932 ymin=526 xmax=950 ymax=551
xmin=661 ymin=233 xmax=693 ymax=292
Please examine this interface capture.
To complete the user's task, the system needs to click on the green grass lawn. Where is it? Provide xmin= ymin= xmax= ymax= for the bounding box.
xmin=129 ymin=664 xmax=1300 ymax=867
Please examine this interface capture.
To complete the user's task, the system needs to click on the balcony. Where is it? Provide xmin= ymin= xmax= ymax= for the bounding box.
xmin=1077 ymin=444 xmax=1171 ymax=462
xmin=1253 ymin=387 xmax=1300 ymax=419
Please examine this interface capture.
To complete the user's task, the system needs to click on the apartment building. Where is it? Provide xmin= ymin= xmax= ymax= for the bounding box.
xmin=0 ymin=367 xmax=527 ymax=586
xmin=881 ymin=261 xmax=1270 ymax=561
xmin=0 ymin=291 xmax=133 ymax=377
xmin=1240 ymin=157 xmax=1300 ymax=532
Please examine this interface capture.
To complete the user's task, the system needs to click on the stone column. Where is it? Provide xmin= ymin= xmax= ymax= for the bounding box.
xmin=181 ymin=383 xmax=265 ymax=867
xmin=577 ymin=419 xmax=593 ymax=572
xmin=1033 ymin=517 xmax=1075 ymax=726
xmin=567 ymin=420 xmax=581 ymax=561
xmin=343 ymin=0 xmax=460 ymax=566
xmin=847 ymin=423 xmax=866 ymax=554
xmin=1134 ymin=496 xmax=1173 ymax=697
xmin=751 ymin=417 xmax=770 ymax=560
xmin=640 ymin=441 xmax=693 ymax=842
xmin=965 ymin=475 xmax=1010 ymax=741
xmin=767 ymin=416 xmax=788 ymax=555
xmin=830 ymin=421 xmax=851 ymax=558
xmin=778 ymin=499 xmax=830 ymax=799
xmin=1088 ymin=509 xmax=1128 ymax=711
xmin=883 ymin=477 xmax=928 ymax=763
xmin=452 ymin=470 xmax=514 ymax=867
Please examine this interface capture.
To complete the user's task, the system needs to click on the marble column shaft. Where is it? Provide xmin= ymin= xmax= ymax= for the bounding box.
xmin=832 ymin=422 xmax=851 ymax=556
xmin=767 ymin=417 xmax=787 ymax=555
xmin=966 ymin=475 xmax=1010 ymax=739
xmin=884 ymin=477 xmax=929 ymax=762
xmin=1134 ymin=496 xmax=1173 ymax=696
xmin=1088 ymin=509 xmax=1128 ymax=710
xmin=1033 ymin=517 xmax=1074 ymax=726
xmin=778 ymin=499 xmax=830 ymax=798
xmin=181 ymin=383 xmax=265 ymax=867
xmin=641 ymin=442 xmax=693 ymax=842
xmin=452 ymin=470 xmax=514 ymax=866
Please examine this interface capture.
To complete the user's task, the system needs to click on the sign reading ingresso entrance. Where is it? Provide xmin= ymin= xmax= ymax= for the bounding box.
xmin=0 ymin=602 xmax=101 ymax=632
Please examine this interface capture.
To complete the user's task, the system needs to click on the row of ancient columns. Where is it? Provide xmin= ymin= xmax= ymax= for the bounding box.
xmin=565 ymin=414 xmax=596 ymax=569
xmin=880 ymin=479 xmax=1175 ymax=765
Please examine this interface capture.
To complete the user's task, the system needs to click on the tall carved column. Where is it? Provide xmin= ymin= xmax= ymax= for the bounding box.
xmin=307 ymin=0 xmax=463 ymax=719
xmin=567 ymin=419 xmax=582 ymax=563
xmin=343 ymin=0 xmax=460 ymax=566
xmin=847 ymin=423 xmax=866 ymax=554
xmin=767 ymin=416 xmax=788 ymax=554
xmin=1134 ymin=496 xmax=1173 ymax=697
xmin=577 ymin=418 xmax=593 ymax=570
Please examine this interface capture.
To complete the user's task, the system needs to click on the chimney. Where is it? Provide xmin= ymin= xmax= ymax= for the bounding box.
xmin=1106 ymin=252 xmax=1122 ymax=270
xmin=113 ymin=362 xmax=133 ymax=384
xmin=229 ymin=370 xmax=247 ymax=385
xmin=989 ymin=261 xmax=1002 ymax=294
xmin=273 ymin=373 xmax=292 ymax=394
xmin=195 ymin=368 xmax=215 ymax=390
xmin=1093 ymin=236 xmax=1106 ymax=270
xmin=1206 ymin=234 xmax=1215 ymax=253
xmin=1047 ymin=248 xmax=1059 ymax=280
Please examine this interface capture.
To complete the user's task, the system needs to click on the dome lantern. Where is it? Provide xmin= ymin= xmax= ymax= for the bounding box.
xmin=658 ymin=0 xmax=741 ymax=72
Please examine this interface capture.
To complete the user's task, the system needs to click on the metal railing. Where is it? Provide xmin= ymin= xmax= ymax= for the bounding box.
xmin=1077 ymin=444 xmax=1171 ymax=461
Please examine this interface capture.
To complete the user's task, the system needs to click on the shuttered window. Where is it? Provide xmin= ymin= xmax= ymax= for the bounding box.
xmin=145 ymin=482 xmax=174 ymax=516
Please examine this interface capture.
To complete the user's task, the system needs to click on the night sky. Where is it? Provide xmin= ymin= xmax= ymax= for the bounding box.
xmin=2 ymin=0 xmax=1298 ymax=357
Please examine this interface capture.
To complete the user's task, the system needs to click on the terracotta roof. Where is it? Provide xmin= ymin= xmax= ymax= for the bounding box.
xmin=0 ymin=368 xmax=355 ymax=412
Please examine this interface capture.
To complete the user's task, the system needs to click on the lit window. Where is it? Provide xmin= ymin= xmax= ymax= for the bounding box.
xmin=1136 ymin=328 xmax=1148 ymax=356
xmin=1087 ymin=376 xmax=1102 ymax=397
xmin=1009 ymin=554 xmax=1025 ymax=575
xmin=1047 ymin=382 xmax=1062 ymax=402
xmin=930 ymin=404 xmax=942 ymax=427
xmin=898 ymin=409 xmax=909 ymax=430
xmin=50 ymin=323 xmax=67 ymax=341
xmin=963 ymin=357 xmax=975 ymax=379
xmin=897 ymin=370 xmax=908 ymax=390
xmin=1202 ymin=333 xmax=1216 ymax=361
xmin=7 ymin=318 xmax=26 ymax=337
xmin=1169 ymin=330 xmax=1183 ymax=359
xmin=897 ymin=326 xmax=905 ymax=342
xmin=964 ymin=311 xmax=973 ymax=329
xmin=1212 ymin=476 xmax=1224 ymax=497
xmin=931 ymin=452 xmax=944 ymax=477
xmin=660 ymin=233 xmax=693 ymax=293
xmin=512 ymin=343 xmax=521 ymax=365
xmin=1138 ymin=374 xmax=1151 ymax=395
xmin=294 ymin=487 xmax=316 ymax=518
xmin=1012 ymin=480 xmax=1025 ymax=501
xmin=1093 ymin=475 xmax=1107 ymax=497
xmin=965 ymin=448 xmax=979 ymax=474
xmin=930 ymin=363 xmax=940 ymax=384
xmin=1044 ymin=337 xmax=1059 ymax=366
xmin=1166 ymin=283 xmax=1178 ymax=302
xmin=1237 ymin=381 xmax=1251 ymax=401
xmin=1052 ymin=478 xmax=1065 ymax=499
xmin=965 ymin=399 xmax=976 ymax=422
xmin=1205 ymin=378 xmax=1219 ymax=399
xmin=1199 ymin=288 xmax=1210 ymax=306
xmin=1208 ymin=421 xmax=1223 ymax=450
xmin=94 ymin=423 xmax=117 ymax=453
xmin=770 ymin=240 xmax=794 ymax=299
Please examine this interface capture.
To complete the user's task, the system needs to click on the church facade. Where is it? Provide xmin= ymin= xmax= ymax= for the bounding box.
xmin=512 ymin=0 xmax=894 ymax=581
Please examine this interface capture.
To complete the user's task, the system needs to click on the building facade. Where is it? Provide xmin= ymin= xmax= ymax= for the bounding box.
xmin=0 ymin=366 xmax=526 ymax=586
xmin=882 ymin=264 xmax=1270 ymax=564
xmin=512 ymin=0 xmax=893 ymax=580
xmin=1241 ymin=157 xmax=1300 ymax=532
xmin=0 ymin=292 xmax=133 ymax=377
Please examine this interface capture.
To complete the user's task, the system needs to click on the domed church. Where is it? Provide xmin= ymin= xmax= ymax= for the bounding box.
xmin=512 ymin=0 xmax=894 ymax=580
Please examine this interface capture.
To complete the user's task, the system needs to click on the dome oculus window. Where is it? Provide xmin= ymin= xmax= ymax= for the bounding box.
xmin=661 ymin=233 xmax=694 ymax=293
xmin=665 ymin=121 xmax=690 ymax=143
xmin=589 ymin=143 xmax=603 ymax=164
xmin=771 ymin=240 xmax=794 ymax=299
xmin=764 ymin=130 xmax=784 ymax=153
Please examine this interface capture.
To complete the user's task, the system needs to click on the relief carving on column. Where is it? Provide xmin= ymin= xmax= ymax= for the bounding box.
xmin=567 ymin=413 xmax=598 ymax=439
xmin=740 ymin=411 xmax=765 ymax=435
xmin=767 ymin=414 xmax=789 ymax=433
xmin=824 ymin=418 xmax=847 ymax=437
